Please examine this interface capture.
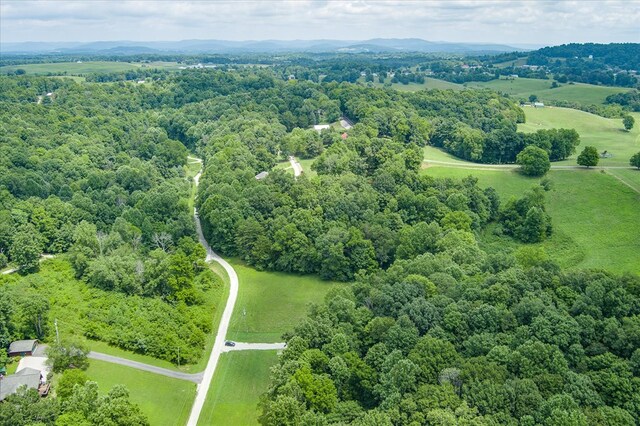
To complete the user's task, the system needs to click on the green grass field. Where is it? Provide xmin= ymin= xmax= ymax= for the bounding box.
xmin=2 ymin=61 xmax=180 ymax=76
xmin=86 ymin=359 xmax=196 ymax=426
xmin=227 ymin=260 xmax=345 ymax=342
xmin=198 ymin=350 xmax=279 ymax=425
xmin=423 ymin=166 xmax=640 ymax=274
xmin=465 ymin=78 xmax=631 ymax=105
xmin=519 ymin=107 xmax=640 ymax=167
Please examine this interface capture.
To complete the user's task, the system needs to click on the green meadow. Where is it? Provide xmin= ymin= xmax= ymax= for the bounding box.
xmin=423 ymin=166 xmax=640 ymax=274
xmin=86 ymin=359 xmax=196 ymax=426
xmin=465 ymin=77 xmax=631 ymax=105
xmin=2 ymin=61 xmax=180 ymax=76
xmin=198 ymin=350 xmax=279 ymax=426
xmin=227 ymin=260 xmax=345 ymax=343
xmin=519 ymin=107 xmax=640 ymax=167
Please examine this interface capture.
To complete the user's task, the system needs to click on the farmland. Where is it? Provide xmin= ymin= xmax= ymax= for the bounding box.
xmin=518 ymin=107 xmax=640 ymax=166
xmin=1 ymin=61 xmax=180 ymax=76
xmin=465 ymin=77 xmax=631 ymax=105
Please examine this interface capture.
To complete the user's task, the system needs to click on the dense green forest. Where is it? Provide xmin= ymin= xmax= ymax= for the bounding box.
xmin=0 ymin=57 xmax=638 ymax=425
xmin=260 ymin=253 xmax=640 ymax=424
xmin=0 ymin=76 xmax=219 ymax=363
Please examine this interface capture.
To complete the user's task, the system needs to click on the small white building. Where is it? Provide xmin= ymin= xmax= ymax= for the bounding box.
xmin=534 ymin=102 xmax=545 ymax=108
xmin=313 ymin=124 xmax=331 ymax=132
xmin=255 ymin=171 xmax=269 ymax=180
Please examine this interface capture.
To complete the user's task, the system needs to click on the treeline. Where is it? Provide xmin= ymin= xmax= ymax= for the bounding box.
xmin=606 ymin=89 xmax=640 ymax=112
xmin=532 ymin=43 xmax=640 ymax=71
xmin=260 ymin=249 xmax=640 ymax=424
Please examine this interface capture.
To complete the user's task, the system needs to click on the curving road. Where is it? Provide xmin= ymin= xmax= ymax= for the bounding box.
xmin=186 ymin=165 xmax=240 ymax=426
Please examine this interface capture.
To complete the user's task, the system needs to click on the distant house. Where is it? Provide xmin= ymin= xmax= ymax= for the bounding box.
xmin=0 ymin=368 xmax=43 ymax=401
xmin=288 ymin=74 xmax=296 ymax=80
xmin=8 ymin=340 xmax=38 ymax=357
xmin=534 ymin=102 xmax=545 ymax=108
xmin=313 ymin=124 xmax=331 ymax=132
xmin=509 ymin=74 xmax=519 ymax=79
xmin=255 ymin=171 xmax=269 ymax=180
xmin=341 ymin=132 xmax=348 ymax=140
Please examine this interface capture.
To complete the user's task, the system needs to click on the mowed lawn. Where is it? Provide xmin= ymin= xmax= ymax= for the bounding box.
xmin=227 ymin=260 xmax=345 ymax=342
xmin=423 ymin=166 xmax=640 ymax=274
xmin=198 ymin=351 xmax=279 ymax=426
xmin=2 ymin=61 xmax=180 ymax=76
xmin=465 ymin=78 xmax=631 ymax=105
xmin=519 ymin=107 xmax=640 ymax=167
xmin=86 ymin=359 xmax=196 ymax=426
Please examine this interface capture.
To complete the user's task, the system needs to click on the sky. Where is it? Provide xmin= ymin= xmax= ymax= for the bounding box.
xmin=1 ymin=0 xmax=639 ymax=46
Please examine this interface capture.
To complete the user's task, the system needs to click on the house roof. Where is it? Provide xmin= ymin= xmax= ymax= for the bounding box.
xmin=0 ymin=368 xmax=41 ymax=401
xmin=8 ymin=340 xmax=37 ymax=355
xmin=255 ymin=171 xmax=269 ymax=180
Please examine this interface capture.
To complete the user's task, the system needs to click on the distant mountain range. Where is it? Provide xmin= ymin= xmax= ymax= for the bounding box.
xmin=1 ymin=38 xmax=531 ymax=55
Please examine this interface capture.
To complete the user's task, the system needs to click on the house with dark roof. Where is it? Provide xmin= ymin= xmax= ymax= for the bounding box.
xmin=0 ymin=368 xmax=42 ymax=401
xmin=8 ymin=340 xmax=38 ymax=357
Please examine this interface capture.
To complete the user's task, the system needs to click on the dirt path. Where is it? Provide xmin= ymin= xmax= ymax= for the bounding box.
xmin=289 ymin=156 xmax=303 ymax=177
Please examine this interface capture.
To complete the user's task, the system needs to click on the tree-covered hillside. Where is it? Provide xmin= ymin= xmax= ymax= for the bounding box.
xmin=260 ymin=252 xmax=640 ymax=425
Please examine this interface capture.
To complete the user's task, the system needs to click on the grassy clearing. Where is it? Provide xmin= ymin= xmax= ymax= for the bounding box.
xmin=298 ymin=158 xmax=318 ymax=178
xmin=465 ymin=78 xmax=630 ymax=105
xmin=2 ymin=61 xmax=180 ymax=76
xmin=227 ymin=260 xmax=345 ymax=342
xmin=422 ymin=166 xmax=640 ymax=274
xmin=607 ymin=168 xmax=640 ymax=193
xmin=86 ymin=359 xmax=195 ymax=426
xmin=519 ymin=108 xmax=640 ymax=167
xmin=198 ymin=350 xmax=279 ymax=426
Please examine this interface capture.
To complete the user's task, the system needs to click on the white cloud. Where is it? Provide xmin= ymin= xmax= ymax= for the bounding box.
xmin=1 ymin=0 xmax=639 ymax=44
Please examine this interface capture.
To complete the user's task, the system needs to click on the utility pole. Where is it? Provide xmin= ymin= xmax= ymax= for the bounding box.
xmin=54 ymin=319 xmax=60 ymax=345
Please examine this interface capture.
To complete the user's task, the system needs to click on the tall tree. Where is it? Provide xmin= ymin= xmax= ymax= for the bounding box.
xmin=577 ymin=146 xmax=599 ymax=168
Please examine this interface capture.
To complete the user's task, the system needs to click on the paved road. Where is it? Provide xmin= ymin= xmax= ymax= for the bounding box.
xmin=222 ymin=342 xmax=286 ymax=353
xmin=289 ymin=156 xmax=303 ymax=177
xmin=88 ymin=352 xmax=203 ymax=383
xmin=187 ymin=165 xmax=240 ymax=426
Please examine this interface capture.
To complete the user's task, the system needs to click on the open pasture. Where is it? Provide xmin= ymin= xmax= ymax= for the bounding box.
xmin=2 ymin=61 xmax=180 ymax=76
xmin=227 ymin=260 xmax=345 ymax=343
xmin=465 ymin=77 xmax=631 ymax=105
